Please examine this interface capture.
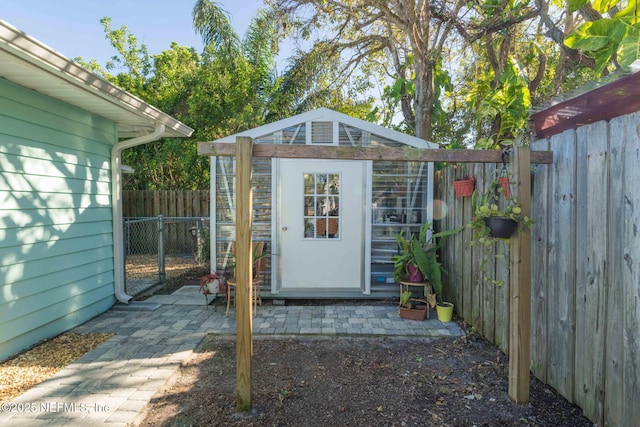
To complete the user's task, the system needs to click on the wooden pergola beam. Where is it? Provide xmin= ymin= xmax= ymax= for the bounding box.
xmin=201 ymin=139 xmax=546 ymax=411
xmin=198 ymin=142 xmax=553 ymax=164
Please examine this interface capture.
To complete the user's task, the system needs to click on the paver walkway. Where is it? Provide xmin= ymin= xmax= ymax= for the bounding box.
xmin=0 ymin=286 xmax=464 ymax=426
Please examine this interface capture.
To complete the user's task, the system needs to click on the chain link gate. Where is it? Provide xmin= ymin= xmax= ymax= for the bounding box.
xmin=124 ymin=216 xmax=210 ymax=296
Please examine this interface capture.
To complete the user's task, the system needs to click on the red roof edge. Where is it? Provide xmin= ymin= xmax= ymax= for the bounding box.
xmin=530 ymin=71 xmax=640 ymax=139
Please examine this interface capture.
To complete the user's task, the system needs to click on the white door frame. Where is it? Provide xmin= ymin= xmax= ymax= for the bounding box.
xmin=272 ymin=158 xmax=370 ymax=295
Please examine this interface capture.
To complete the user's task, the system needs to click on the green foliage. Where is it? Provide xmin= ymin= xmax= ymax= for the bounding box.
xmin=391 ymin=221 xmax=463 ymax=304
xmin=467 ymin=177 xmax=535 ymax=286
xmin=400 ymin=290 xmax=414 ymax=309
xmin=74 ymin=0 xmax=619 ymax=191
xmin=468 ymin=178 xmax=534 ymax=245
xmin=564 ymin=4 xmax=640 ymax=75
xmin=193 ymin=0 xmax=241 ymax=56
xmin=466 ymin=56 xmax=532 ymax=149
xmin=565 ymin=19 xmax=634 ymax=73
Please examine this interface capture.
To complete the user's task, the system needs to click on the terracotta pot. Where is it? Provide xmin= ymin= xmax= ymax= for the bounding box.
xmin=399 ymin=304 xmax=427 ymax=320
xmin=452 ymin=176 xmax=475 ymax=197
xmin=497 ymin=177 xmax=511 ymax=197
xmin=484 ymin=216 xmax=518 ymax=238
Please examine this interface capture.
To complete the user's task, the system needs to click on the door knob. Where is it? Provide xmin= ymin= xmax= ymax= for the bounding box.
xmin=282 ymin=226 xmax=288 ymax=231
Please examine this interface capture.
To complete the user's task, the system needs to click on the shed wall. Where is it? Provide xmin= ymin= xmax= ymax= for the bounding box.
xmin=211 ymin=156 xmax=431 ymax=298
xmin=0 ymin=79 xmax=116 ymax=360
xmin=436 ymin=113 xmax=640 ymax=427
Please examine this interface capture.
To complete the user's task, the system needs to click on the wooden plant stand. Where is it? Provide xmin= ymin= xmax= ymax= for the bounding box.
xmin=399 ymin=280 xmax=434 ymax=319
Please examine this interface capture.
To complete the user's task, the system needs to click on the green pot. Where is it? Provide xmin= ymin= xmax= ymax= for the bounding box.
xmin=436 ymin=302 xmax=454 ymax=323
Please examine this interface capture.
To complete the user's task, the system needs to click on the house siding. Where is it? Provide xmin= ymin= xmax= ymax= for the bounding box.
xmin=0 ymin=78 xmax=117 ymax=360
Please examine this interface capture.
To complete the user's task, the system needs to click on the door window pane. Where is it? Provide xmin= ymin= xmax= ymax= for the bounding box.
xmin=303 ymin=172 xmax=340 ymax=239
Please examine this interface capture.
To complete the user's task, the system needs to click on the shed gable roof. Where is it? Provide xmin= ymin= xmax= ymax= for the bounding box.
xmin=216 ymin=108 xmax=435 ymax=149
xmin=0 ymin=20 xmax=193 ymax=139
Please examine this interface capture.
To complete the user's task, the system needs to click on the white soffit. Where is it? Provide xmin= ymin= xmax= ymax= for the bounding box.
xmin=0 ymin=20 xmax=193 ymax=139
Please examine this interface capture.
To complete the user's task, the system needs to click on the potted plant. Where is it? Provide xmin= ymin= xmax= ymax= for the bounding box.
xmin=467 ymin=179 xmax=535 ymax=287
xmin=199 ymin=272 xmax=226 ymax=305
xmin=468 ymin=179 xmax=534 ymax=242
xmin=391 ymin=224 xmax=426 ymax=283
xmin=452 ymin=176 xmax=475 ymax=197
xmin=398 ymin=290 xmax=428 ymax=320
xmin=392 ymin=221 xmax=462 ymax=321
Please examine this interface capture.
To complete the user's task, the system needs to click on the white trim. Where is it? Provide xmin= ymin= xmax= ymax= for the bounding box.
xmin=112 ymin=124 xmax=166 ymax=304
xmin=210 ymin=157 xmax=218 ymax=274
xmin=364 ymin=160 xmax=373 ymax=295
xmin=426 ymin=162 xmax=435 ymax=224
xmin=0 ymin=20 xmax=193 ymax=138
xmin=270 ymin=158 xmax=279 ymax=294
xmin=214 ymin=107 xmax=435 ymax=148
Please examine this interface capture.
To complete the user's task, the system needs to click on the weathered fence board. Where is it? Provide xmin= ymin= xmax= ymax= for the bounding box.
xmin=530 ymin=137 xmax=549 ymax=382
xmin=575 ymin=121 xmax=608 ymax=423
xmin=547 ymin=130 xmax=576 ymax=401
xmin=620 ymin=111 xmax=640 ymax=427
xmin=605 ymin=112 xmax=626 ymax=427
xmin=436 ymin=110 xmax=640 ymax=426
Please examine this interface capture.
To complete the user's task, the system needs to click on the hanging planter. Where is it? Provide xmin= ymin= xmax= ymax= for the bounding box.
xmin=452 ymin=176 xmax=475 ymax=197
xmin=484 ymin=216 xmax=518 ymax=238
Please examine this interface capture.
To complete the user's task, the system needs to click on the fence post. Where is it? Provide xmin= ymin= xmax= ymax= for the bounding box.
xmin=158 ymin=214 xmax=165 ymax=282
xmin=508 ymin=145 xmax=532 ymax=403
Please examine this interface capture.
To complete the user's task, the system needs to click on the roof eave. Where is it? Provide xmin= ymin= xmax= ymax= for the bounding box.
xmin=215 ymin=108 xmax=436 ymax=149
xmin=0 ymin=19 xmax=193 ymax=139
xmin=530 ymin=69 xmax=640 ymax=139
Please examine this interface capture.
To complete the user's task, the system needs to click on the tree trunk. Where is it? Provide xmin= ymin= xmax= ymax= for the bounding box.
xmin=413 ymin=57 xmax=435 ymax=141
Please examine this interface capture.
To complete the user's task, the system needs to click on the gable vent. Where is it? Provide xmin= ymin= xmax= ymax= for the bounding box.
xmin=311 ymin=121 xmax=333 ymax=144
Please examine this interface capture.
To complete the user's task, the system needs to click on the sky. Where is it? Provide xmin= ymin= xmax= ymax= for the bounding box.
xmin=1 ymin=0 xmax=263 ymax=68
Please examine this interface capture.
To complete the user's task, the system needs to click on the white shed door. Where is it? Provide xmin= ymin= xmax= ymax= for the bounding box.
xmin=279 ymin=159 xmax=364 ymax=290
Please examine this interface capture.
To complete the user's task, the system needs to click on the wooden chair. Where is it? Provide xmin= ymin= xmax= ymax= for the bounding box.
xmin=226 ymin=241 xmax=266 ymax=317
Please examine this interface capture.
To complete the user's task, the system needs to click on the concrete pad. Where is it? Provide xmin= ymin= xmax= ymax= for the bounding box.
xmin=171 ymin=285 xmax=201 ymax=295
xmin=146 ymin=286 xmax=209 ymax=306
xmin=146 ymin=295 xmax=181 ymax=304
xmin=112 ymin=301 xmax=161 ymax=311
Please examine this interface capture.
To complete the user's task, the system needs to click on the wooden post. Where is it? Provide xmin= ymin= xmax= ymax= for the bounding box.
xmin=235 ymin=136 xmax=253 ymax=412
xmin=509 ymin=145 xmax=532 ymax=402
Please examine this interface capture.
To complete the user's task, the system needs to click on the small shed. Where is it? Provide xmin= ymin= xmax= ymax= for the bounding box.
xmin=0 ymin=20 xmax=193 ymax=361
xmin=209 ymin=108 xmax=437 ymax=299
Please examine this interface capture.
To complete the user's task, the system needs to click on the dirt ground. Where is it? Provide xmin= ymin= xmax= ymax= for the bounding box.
xmin=2 ymin=264 xmax=594 ymax=426
xmin=134 ymin=331 xmax=594 ymax=427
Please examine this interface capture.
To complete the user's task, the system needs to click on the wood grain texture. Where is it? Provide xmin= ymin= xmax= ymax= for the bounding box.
xmin=508 ymin=147 xmax=532 ymax=403
xmin=199 ymin=142 xmax=553 ymax=164
xmin=235 ymin=137 xmax=253 ymax=412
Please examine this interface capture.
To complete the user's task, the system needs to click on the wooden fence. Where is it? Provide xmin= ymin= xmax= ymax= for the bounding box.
xmin=123 ymin=190 xmax=210 ymax=218
xmin=435 ymin=112 xmax=640 ymax=427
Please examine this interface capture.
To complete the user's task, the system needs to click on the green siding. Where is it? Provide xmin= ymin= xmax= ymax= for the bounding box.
xmin=0 ymin=78 xmax=117 ymax=361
